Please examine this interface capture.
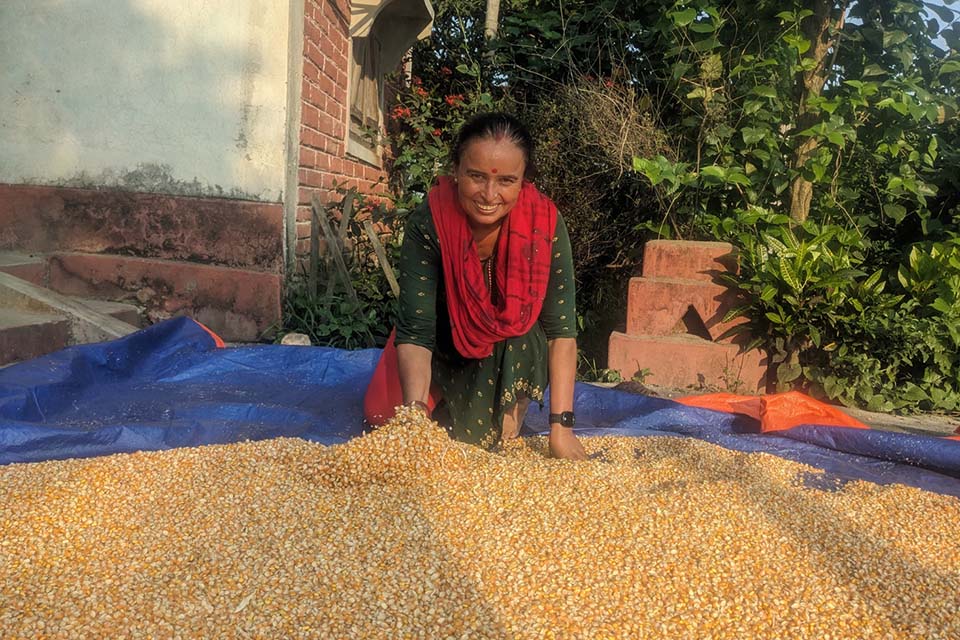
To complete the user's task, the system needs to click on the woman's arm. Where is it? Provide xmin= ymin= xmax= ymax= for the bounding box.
xmin=397 ymin=343 xmax=433 ymax=407
xmin=547 ymin=337 xmax=586 ymax=460
xmin=394 ymin=206 xmax=441 ymax=414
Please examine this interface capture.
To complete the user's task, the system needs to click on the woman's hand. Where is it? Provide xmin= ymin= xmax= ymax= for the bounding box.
xmin=549 ymin=427 xmax=587 ymax=460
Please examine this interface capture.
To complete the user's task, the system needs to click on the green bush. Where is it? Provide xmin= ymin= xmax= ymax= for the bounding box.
xmin=279 ymin=190 xmax=402 ymax=350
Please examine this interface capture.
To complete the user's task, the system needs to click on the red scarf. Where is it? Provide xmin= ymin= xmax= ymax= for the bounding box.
xmin=428 ymin=176 xmax=558 ymax=359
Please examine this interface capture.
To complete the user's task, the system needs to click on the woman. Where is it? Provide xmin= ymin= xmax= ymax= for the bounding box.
xmin=365 ymin=112 xmax=586 ymax=460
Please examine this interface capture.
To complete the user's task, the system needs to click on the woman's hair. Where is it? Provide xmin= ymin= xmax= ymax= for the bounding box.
xmin=451 ymin=112 xmax=537 ymax=180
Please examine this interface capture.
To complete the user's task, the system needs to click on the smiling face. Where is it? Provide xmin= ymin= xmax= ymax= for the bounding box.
xmin=453 ymin=136 xmax=527 ymax=232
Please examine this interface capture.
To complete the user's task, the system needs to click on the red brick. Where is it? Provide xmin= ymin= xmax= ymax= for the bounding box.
xmin=301 ymin=127 xmax=322 ymax=149
xmin=303 ymin=169 xmax=325 ymax=188
xmin=317 ymin=73 xmax=335 ymax=99
xmin=314 ymin=152 xmax=332 ymax=171
xmin=303 ymin=60 xmax=319 ymax=83
xmin=321 ymin=173 xmax=338 ymax=190
xmin=299 ymin=147 xmax=315 ymax=168
xmin=47 ymin=253 xmax=282 ymax=342
xmin=608 ymin=332 xmax=767 ymax=392
xmin=318 ymin=112 xmax=335 ymax=136
xmin=305 ymin=20 xmax=321 ymax=44
xmin=298 ymin=187 xmax=313 ymax=206
xmin=643 ymin=240 xmax=738 ymax=282
xmin=302 ymin=103 xmax=320 ymax=130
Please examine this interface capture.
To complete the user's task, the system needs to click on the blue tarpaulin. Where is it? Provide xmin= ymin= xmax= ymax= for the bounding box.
xmin=2 ymin=317 xmax=959 ymax=497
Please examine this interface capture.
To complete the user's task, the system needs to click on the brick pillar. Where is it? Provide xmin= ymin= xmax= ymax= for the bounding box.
xmin=607 ymin=240 xmax=768 ymax=392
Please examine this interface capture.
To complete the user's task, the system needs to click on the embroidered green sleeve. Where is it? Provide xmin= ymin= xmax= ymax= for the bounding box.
xmin=539 ymin=213 xmax=578 ymax=340
xmin=395 ymin=204 xmax=440 ymax=351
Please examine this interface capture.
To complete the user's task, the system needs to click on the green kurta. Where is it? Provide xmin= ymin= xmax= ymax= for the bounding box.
xmin=395 ymin=203 xmax=577 ymax=447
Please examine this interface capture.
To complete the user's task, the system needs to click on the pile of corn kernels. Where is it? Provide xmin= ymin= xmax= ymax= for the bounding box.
xmin=2 ymin=406 xmax=959 ymax=639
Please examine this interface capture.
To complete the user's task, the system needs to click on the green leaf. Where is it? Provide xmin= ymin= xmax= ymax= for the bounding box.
xmin=670 ymin=8 xmax=698 ymax=26
xmin=700 ymin=165 xmax=726 ymax=182
xmin=883 ymin=203 xmax=907 ymax=223
xmin=862 ymin=64 xmax=887 ymax=77
xmin=777 ymin=362 xmax=802 ymax=383
xmin=940 ymin=60 xmax=960 ymax=75
xmin=765 ymin=311 xmax=784 ymax=324
xmin=689 ymin=21 xmax=718 ymax=33
xmin=882 ymin=30 xmax=909 ymax=48
xmin=780 ymin=258 xmax=801 ymax=291
xmin=741 ymin=127 xmax=767 ymax=145
xmin=751 ymin=85 xmax=778 ymax=99
xmin=862 ymin=269 xmax=883 ymax=292
xmin=809 ymin=325 xmax=821 ymax=347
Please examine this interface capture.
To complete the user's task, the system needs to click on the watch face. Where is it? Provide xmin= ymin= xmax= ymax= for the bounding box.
xmin=550 ymin=412 xmax=576 ymax=427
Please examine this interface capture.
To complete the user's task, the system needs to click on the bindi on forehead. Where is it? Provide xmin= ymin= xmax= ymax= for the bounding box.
xmin=491 ymin=168 xmax=498 ymax=174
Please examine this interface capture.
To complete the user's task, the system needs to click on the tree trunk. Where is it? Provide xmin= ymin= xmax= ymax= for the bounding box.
xmin=788 ymin=0 xmax=844 ymax=222
xmin=485 ymin=0 xmax=501 ymax=40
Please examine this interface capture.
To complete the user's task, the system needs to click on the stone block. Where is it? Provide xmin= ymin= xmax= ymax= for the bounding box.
xmin=607 ymin=331 xmax=767 ymax=393
xmin=48 ymin=254 xmax=281 ymax=342
xmin=0 ymin=310 xmax=70 ymax=366
xmin=642 ymin=240 xmax=738 ymax=282
xmin=626 ymin=277 xmax=746 ymax=340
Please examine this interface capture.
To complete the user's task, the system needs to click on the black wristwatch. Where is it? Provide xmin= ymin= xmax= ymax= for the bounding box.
xmin=549 ymin=411 xmax=576 ymax=428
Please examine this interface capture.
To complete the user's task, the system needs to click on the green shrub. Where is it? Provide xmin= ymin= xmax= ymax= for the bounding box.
xmin=279 ymin=190 xmax=402 ymax=350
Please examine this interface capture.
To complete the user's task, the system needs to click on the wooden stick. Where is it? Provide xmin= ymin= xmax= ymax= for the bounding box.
xmin=309 ymin=197 xmax=320 ymax=298
xmin=311 ymin=195 xmax=360 ymax=307
xmin=362 ymin=219 xmax=400 ymax=299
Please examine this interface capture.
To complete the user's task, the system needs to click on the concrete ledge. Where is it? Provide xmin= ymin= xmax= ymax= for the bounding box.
xmin=626 ymin=276 xmax=746 ymax=340
xmin=0 ymin=310 xmax=70 ymax=366
xmin=48 ymin=253 xmax=281 ymax=342
xmin=608 ymin=331 xmax=767 ymax=393
xmin=642 ymin=240 xmax=738 ymax=282
xmin=0 ymin=183 xmax=284 ymax=271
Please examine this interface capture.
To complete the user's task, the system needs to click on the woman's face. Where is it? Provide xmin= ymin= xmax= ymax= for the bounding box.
xmin=453 ymin=136 xmax=526 ymax=231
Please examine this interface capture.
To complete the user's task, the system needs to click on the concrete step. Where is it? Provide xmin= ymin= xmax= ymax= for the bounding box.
xmin=79 ymin=297 xmax=142 ymax=327
xmin=0 ymin=272 xmax=139 ymax=367
xmin=46 ymin=252 xmax=281 ymax=342
xmin=608 ymin=331 xmax=767 ymax=393
xmin=625 ymin=276 xmax=746 ymax=340
xmin=0 ymin=309 xmax=70 ymax=366
xmin=642 ymin=240 xmax=738 ymax=282
xmin=0 ymin=251 xmax=46 ymax=286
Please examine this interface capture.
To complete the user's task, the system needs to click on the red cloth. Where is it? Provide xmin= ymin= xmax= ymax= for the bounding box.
xmin=428 ymin=176 xmax=558 ymax=359
xmin=363 ymin=329 xmax=441 ymax=426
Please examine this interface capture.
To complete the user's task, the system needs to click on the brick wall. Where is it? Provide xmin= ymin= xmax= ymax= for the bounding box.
xmin=298 ymin=0 xmax=389 ymax=259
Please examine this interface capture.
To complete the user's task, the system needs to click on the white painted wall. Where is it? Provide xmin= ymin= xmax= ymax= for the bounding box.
xmin=0 ymin=0 xmax=290 ymax=202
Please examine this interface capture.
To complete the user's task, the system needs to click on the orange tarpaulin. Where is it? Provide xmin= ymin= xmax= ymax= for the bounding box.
xmin=677 ymin=391 xmax=868 ymax=433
